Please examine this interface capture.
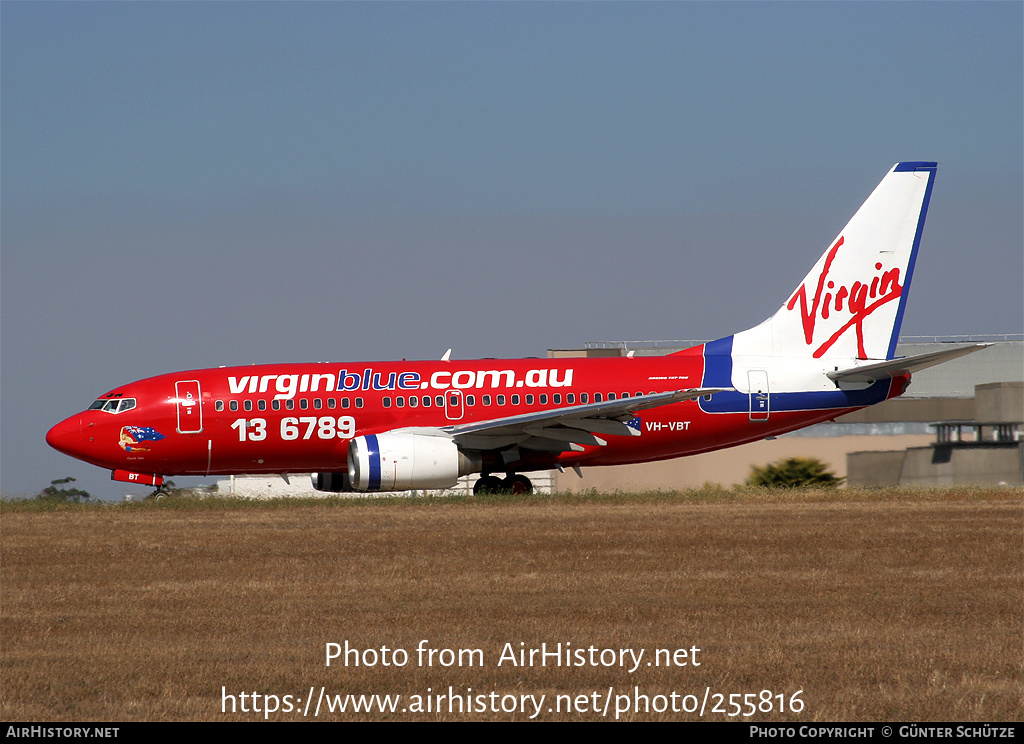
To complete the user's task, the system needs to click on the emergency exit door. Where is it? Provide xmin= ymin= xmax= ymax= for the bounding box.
xmin=175 ymin=380 xmax=203 ymax=433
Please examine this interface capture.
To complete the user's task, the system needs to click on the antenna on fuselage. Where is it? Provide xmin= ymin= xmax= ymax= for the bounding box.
xmin=441 ymin=349 xmax=452 ymax=362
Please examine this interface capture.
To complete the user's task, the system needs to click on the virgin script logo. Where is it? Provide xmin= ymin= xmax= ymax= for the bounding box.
xmin=786 ymin=236 xmax=903 ymax=358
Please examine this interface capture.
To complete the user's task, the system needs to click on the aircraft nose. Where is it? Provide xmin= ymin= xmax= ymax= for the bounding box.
xmin=46 ymin=415 xmax=83 ymax=457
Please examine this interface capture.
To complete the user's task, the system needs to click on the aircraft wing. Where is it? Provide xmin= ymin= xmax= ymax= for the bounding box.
xmin=826 ymin=344 xmax=990 ymax=384
xmin=441 ymin=388 xmax=727 ymax=453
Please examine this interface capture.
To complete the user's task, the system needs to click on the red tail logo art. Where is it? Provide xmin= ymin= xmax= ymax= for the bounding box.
xmin=786 ymin=237 xmax=903 ymax=358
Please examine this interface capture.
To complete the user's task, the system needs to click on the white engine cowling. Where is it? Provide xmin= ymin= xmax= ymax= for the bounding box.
xmin=348 ymin=432 xmax=476 ymax=491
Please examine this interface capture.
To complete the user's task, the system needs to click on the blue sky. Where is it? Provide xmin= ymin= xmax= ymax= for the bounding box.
xmin=2 ymin=2 xmax=1021 ymax=499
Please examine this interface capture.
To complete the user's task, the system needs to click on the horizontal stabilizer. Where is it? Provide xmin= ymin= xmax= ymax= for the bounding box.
xmin=826 ymin=344 xmax=990 ymax=383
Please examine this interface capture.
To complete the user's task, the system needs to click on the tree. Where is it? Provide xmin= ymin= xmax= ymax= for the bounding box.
xmin=746 ymin=457 xmax=843 ymax=488
xmin=36 ymin=477 xmax=92 ymax=502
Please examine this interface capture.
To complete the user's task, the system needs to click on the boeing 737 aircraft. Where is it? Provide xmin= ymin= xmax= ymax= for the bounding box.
xmin=47 ymin=162 xmax=984 ymax=494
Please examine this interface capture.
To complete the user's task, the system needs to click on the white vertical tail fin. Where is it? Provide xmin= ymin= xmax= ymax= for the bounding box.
xmin=737 ymin=162 xmax=937 ymax=362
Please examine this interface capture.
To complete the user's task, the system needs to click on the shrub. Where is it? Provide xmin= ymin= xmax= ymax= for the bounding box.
xmin=746 ymin=457 xmax=843 ymax=488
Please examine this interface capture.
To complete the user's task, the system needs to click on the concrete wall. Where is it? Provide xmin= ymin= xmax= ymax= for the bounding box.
xmin=216 ymin=474 xmax=322 ymax=499
xmin=897 ymin=444 xmax=1024 ymax=487
xmin=217 ymin=471 xmax=556 ymax=498
xmin=975 ymin=381 xmax=1024 ymax=423
xmin=846 ymin=450 xmax=908 ymax=488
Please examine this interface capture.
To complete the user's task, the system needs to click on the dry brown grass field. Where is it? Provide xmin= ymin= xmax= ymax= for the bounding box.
xmin=1 ymin=488 xmax=1021 ymax=722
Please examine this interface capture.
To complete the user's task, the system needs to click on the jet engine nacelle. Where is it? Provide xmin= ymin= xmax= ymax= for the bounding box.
xmin=347 ymin=432 xmax=479 ymax=491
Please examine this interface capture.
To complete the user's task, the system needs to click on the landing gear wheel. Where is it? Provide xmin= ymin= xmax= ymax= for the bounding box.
xmin=474 ymin=475 xmax=505 ymax=495
xmin=502 ymin=474 xmax=533 ymax=495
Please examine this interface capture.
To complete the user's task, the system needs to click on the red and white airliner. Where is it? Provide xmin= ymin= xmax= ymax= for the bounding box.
xmin=47 ymin=162 xmax=984 ymax=494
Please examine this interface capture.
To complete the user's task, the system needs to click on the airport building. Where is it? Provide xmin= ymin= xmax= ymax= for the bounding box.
xmin=549 ymin=337 xmax=1023 ymax=490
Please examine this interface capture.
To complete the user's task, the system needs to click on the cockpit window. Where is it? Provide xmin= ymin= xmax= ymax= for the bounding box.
xmin=89 ymin=398 xmax=137 ymax=414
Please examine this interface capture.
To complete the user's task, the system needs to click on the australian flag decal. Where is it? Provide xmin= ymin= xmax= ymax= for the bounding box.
xmin=125 ymin=426 xmax=165 ymax=442
xmin=119 ymin=426 xmax=166 ymax=452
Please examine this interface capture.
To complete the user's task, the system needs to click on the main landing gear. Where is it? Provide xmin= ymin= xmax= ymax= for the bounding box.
xmin=473 ymin=473 xmax=533 ymax=495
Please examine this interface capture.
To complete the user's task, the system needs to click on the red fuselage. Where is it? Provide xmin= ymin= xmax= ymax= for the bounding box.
xmin=45 ymin=346 xmax=901 ymax=483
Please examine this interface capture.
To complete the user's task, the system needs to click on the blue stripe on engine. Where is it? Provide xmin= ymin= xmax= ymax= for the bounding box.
xmin=366 ymin=434 xmax=381 ymax=490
